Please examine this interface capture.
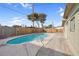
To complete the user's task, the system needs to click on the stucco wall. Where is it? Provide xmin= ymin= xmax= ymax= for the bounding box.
xmin=73 ymin=12 xmax=79 ymax=55
xmin=64 ymin=11 xmax=79 ymax=55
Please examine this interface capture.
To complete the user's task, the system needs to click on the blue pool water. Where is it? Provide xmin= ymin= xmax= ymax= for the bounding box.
xmin=7 ymin=33 xmax=47 ymax=44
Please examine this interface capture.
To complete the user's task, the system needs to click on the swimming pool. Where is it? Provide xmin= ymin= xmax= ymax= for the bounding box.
xmin=7 ymin=33 xmax=47 ymax=45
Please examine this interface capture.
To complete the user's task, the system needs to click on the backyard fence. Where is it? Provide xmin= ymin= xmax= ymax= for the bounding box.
xmin=0 ymin=27 xmax=63 ymax=39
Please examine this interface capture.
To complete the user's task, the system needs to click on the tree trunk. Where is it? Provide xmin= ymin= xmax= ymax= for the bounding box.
xmin=41 ymin=22 xmax=44 ymax=32
xmin=32 ymin=21 xmax=34 ymax=27
xmin=41 ymin=22 xmax=43 ymax=29
xmin=36 ymin=21 xmax=40 ymax=28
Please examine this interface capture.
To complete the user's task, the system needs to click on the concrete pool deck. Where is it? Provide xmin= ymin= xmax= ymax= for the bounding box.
xmin=0 ymin=33 xmax=72 ymax=56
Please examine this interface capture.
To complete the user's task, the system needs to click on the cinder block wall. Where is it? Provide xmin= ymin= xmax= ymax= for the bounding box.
xmin=0 ymin=27 xmax=63 ymax=39
xmin=44 ymin=28 xmax=56 ymax=33
xmin=15 ymin=28 xmax=63 ymax=36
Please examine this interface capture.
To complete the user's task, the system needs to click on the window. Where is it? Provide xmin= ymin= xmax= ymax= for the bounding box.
xmin=70 ymin=17 xmax=75 ymax=32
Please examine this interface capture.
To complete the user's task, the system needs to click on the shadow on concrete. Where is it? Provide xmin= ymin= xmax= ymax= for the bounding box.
xmin=23 ymin=43 xmax=71 ymax=56
xmin=36 ymin=46 xmax=70 ymax=56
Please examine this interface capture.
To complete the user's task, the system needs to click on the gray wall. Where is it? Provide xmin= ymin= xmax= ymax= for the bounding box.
xmin=0 ymin=26 xmax=16 ymax=36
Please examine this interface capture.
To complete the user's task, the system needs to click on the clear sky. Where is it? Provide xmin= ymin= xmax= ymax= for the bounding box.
xmin=0 ymin=3 xmax=66 ymax=27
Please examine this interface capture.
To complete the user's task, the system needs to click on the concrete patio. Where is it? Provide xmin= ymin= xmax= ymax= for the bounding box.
xmin=0 ymin=33 xmax=72 ymax=56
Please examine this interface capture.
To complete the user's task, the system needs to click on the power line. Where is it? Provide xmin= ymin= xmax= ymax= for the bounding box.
xmin=0 ymin=5 xmax=27 ymax=17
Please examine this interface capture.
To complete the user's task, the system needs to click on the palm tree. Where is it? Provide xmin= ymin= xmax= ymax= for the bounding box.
xmin=38 ymin=13 xmax=46 ymax=28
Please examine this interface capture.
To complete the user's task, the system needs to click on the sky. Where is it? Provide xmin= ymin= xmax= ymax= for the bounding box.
xmin=0 ymin=3 xmax=66 ymax=27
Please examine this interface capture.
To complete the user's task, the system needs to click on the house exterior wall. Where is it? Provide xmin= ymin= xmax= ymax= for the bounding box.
xmin=64 ymin=4 xmax=79 ymax=55
xmin=73 ymin=12 xmax=79 ymax=55
xmin=64 ymin=19 xmax=68 ymax=39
